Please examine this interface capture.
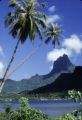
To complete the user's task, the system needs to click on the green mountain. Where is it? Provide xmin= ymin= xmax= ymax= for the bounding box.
xmin=29 ymin=66 xmax=82 ymax=94
xmin=1 ymin=55 xmax=74 ymax=94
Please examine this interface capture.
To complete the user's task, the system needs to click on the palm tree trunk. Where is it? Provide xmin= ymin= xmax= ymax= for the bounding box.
xmin=6 ymin=41 xmax=45 ymax=79
xmin=0 ymin=82 xmax=4 ymax=94
xmin=0 ymin=39 xmax=20 ymax=93
xmin=0 ymin=40 xmax=46 ymax=93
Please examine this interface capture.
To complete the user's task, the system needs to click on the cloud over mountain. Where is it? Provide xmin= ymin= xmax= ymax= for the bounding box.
xmin=47 ymin=34 xmax=82 ymax=62
xmin=63 ymin=34 xmax=82 ymax=54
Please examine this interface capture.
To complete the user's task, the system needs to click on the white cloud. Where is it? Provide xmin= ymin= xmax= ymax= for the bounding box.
xmin=63 ymin=34 xmax=82 ymax=54
xmin=47 ymin=34 xmax=82 ymax=62
xmin=0 ymin=62 xmax=4 ymax=77
xmin=0 ymin=45 xmax=5 ymax=77
xmin=48 ymin=6 xmax=56 ymax=13
xmin=0 ymin=46 xmax=4 ymax=56
xmin=46 ymin=15 xmax=61 ymax=25
xmin=0 ymin=47 xmax=2 ymax=53
xmin=47 ymin=48 xmax=72 ymax=62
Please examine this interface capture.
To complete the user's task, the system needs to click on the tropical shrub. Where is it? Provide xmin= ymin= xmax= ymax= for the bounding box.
xmin=6 ymin=97 xmax=50 ymax=120
xmin=0 ymin=112 xmax=7 ymax=120
xmin=54 ymin=90 xmax=82 ymax=120
xmin=4 ymin=103 xmax=12 ymax=114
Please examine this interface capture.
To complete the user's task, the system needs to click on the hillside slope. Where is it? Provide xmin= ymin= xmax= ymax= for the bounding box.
xmin=1 ymin=55 xmax=74 ymax=94
xmin=29 ymin=66 xmax=82 ymax=94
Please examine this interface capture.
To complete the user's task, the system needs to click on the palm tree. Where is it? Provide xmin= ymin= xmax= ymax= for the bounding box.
xmin=45 ymin=23 xmax=63 ymax=47
xmin=6 ymin=23 xmax=63 ymax=79
xmin=0 ymin=0 xmax=47 ymax=93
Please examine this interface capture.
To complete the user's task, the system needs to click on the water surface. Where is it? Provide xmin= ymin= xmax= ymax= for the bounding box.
xmin=0 ymin=100 xmax=81 ymax=119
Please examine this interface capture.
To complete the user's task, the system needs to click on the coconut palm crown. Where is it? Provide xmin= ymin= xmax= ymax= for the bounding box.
xmin=45 ymin=23 xmax=63 ymax=47
xmin=5 ymin=0 xmax=47 ymax=43
xmin=0 ymin=0 xmax=47 ymax=92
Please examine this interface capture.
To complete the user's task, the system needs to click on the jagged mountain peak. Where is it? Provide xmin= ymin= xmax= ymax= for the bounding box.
xmin=53 ymin=54 xmax=72 ymax=68
xmin=50 ymin=54 xmax=74 ymax=75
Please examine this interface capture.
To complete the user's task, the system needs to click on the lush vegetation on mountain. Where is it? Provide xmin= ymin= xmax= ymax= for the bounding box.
xmin=1 ymin=55 xmax=75 ymax=94
xmin=30 ymin=66 xmax=82 ymax=94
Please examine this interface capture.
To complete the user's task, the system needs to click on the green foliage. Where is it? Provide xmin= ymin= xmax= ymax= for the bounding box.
xmin=68 ymin=90 xmax=82 ymax=118
xmin=9 ymin=97 xmax=49 ymax=120
xmin=0 ymin=97 xmax=50 ymax=120
xmin=4 ymin=103 xmax=11 ymax=114
xmin=0 ymin=91 xmax=82 ymax=120
xmin=0 ymin=112 xmax=7 ymax=120
xmin=5 ymin=0 xmax=47 ymax=43
xmin=54 ymin=90 xmax=82 ymax=120
xmin=45 ymin=23 xmax=63 ymax=47
xmin=17 ymin=97 xmax=49 ymax=120
xmin=9 ymin=0 xmax=18 ymax=7
xmin=55 ymin=113 xmax=78 ymax=120
xmin=68 ymin=90 xmax=82 ymax=102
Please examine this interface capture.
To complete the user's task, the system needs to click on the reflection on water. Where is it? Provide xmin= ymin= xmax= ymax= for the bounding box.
xmin=0 ymin=100 xmax=80 ymax=119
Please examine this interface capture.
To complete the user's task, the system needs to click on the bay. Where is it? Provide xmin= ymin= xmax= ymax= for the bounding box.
xmin=0 ymin=100 xmax=81 ymax=119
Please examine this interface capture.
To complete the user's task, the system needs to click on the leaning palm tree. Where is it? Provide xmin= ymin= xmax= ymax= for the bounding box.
xmin=45 ymin=23 xmax=62 ymax=47
xmin=0 ymin=0 xmax=47 ymax=93
xmin=6 ymin=23 xmax=63 ymax=80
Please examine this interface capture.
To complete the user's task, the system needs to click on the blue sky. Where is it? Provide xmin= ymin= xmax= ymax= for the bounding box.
xmin=0 ymin=0 xmax=82 ymax=80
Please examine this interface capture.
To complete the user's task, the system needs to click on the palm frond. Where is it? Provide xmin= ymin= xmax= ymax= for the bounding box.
xmin=44 ymin=23 xmax=63 ymax=47
xmin=34 ymin=17 xmax=46 ymax=28
xmin=9 ymin=0 xmax=20 ymax=7
xmin=29 ymin=16 xmax=33 ymax=34
xmin=34 ymin=22 xmax=43 ymax=39
xmin=6 ymin=0 xmax=46 ymax=44
xmin=29 ymin=16 xmax=35 ymax=41
xmin=5 ymin=15 xmax=14 ymax=27
xmin=34 ymin=1 xmax=47 ymax=8
xmin=19 ymin=18 xmax=30 ymax=43
xmin=40 ymin=2 xmax=47 ymax=7
xmin=43 ymin=14 xmax=47 ymax=21
xmin=10 ymin=20 xmax=21 ymax=38
xmin=9 ymin=0 xmax=25 ymax=12
xmin=9 ymin=0 xmax=18 ymax=7
xmin=45 ymin=36 xmax=51 ymax=44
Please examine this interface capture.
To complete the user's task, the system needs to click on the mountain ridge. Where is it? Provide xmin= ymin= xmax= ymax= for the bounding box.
xmin=29 ymin=66 xmax=82 ymax=94
xmin=1 ymin=54 xmax=75 ymax=94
